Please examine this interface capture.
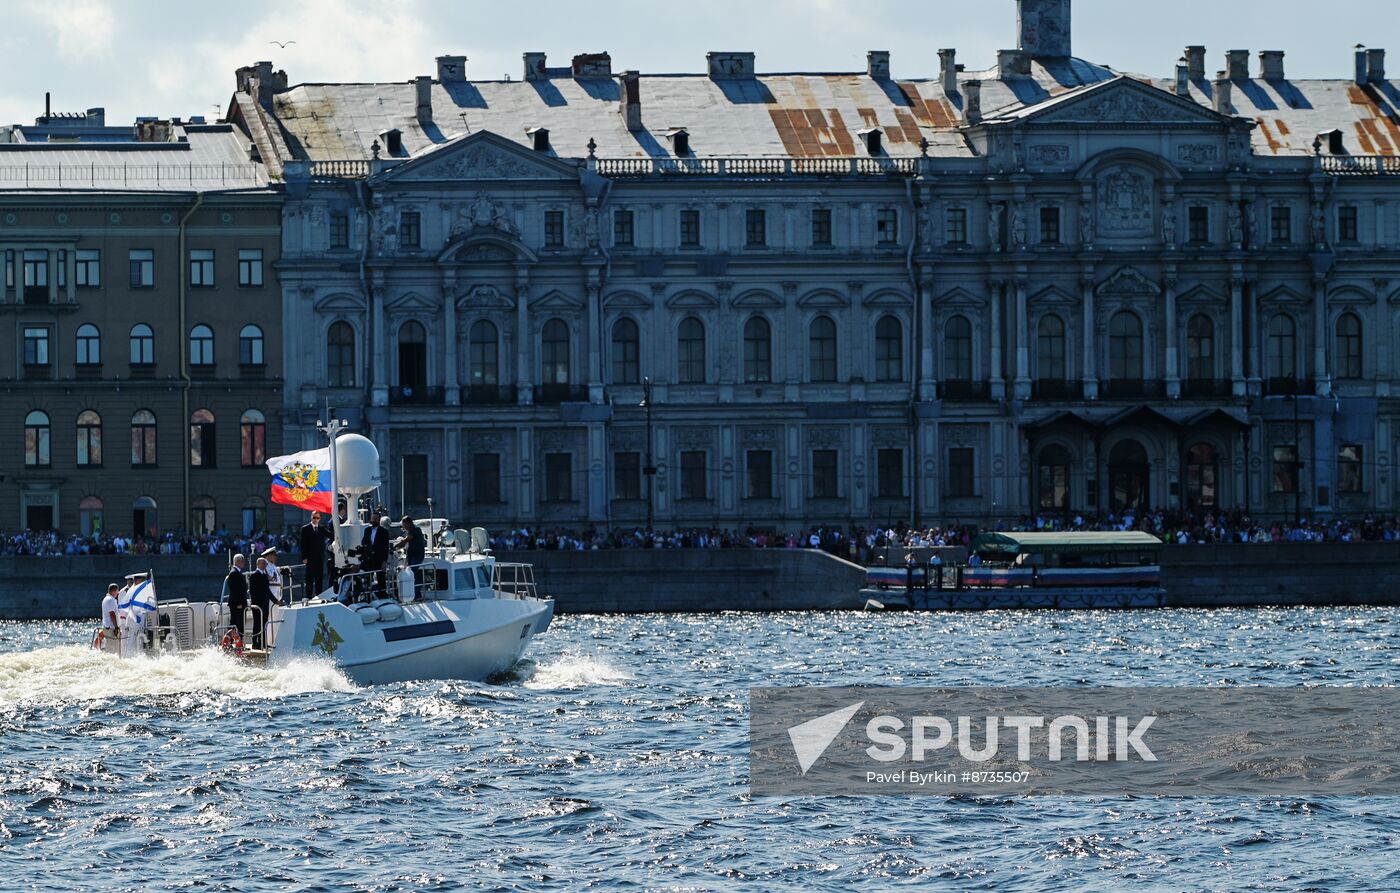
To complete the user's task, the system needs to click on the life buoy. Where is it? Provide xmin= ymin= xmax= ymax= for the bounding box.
xmin=220 ymin=628 xmax=244 ymax=656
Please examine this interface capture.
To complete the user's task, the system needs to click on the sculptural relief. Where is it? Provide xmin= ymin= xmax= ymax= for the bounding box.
xmin=1096 ymin=168 xmax=1152 ymax=237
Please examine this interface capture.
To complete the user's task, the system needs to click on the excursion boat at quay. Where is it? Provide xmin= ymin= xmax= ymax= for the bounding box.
xmin=862 ymin=531 xmax=1166 ymax=610
xmin=93 ymin=421 xmax=554 ymax=684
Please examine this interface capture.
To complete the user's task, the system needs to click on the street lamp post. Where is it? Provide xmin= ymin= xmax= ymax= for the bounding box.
xmin=641 ymin=377 xmax=655 ymax=531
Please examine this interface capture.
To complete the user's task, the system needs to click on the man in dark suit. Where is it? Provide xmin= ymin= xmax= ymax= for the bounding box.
xmin=225 ymin=553 xmax=249 ymax=642
xmin=300 ymin=511 xmax=332 ymax=597
xmin=248 ymin=556 xmax=273 ymax=649
xmin=394 ymin=515 xmax=427 ymax=567
xmin=357 ymin=509 xmax=391 ymax=599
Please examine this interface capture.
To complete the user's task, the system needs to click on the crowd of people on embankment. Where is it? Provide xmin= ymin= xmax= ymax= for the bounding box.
xmin=4 ymin=509 xmax=1399 ymax=563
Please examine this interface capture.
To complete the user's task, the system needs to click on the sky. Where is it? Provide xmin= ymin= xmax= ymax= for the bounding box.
xmin=0 ymin=0 xmax=1395 ymax=125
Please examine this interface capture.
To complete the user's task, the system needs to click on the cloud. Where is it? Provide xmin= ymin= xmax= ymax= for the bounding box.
xmin=26 ymin=0 xmax=117 ymax=61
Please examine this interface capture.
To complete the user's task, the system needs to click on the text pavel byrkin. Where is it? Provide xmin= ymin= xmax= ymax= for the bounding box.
xmin=864 ymin=714 xmax=1157 ymax=763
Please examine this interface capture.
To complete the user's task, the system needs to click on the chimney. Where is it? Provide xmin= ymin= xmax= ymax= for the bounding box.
xmin=436 ymin=55 xmax=466 ymax=83
xmin=964 ymin=80 xmax=982 ymax=124
xmin=414 ymin=76 xmax=432 ymax=124
xmin=707 ymin=52 xmax=755 ymax=79
xmin=85 ymin=107 xmax=104 ymax=126
xmin=998 ymin=49 xmax=1030 ymax=77
xmin=1213 ymin=71 xmax=1232 ymax=114
xmin=1259 ymin=50 xmax=1285 ymax=81
xmin=254 ymin=60 xmax=274 ymax=106
xmin=1356 ymin=48 xmax=1369 ymax=84
xmin=1016 ymin=0 xmax=1071 ymax=59
xmin=619 ymin=70 xmax=642 ymax=132
xmin=1184 ymin=45 xmax=1206 ymax=80
xmin=867 ymin=50 xmax=890 ymax=79
xmin=939 ymin=48 xmax=958 ymax=93
xmin=858 ymin=127 xmax=882 ymax=155
xmin=1368 ymin=48 xmax=1386 ymax=83
xmin=572 ymin=52 xmax=612 ymax=78
xmin=1226 ymin=49 xmax=1249 ymax=80
xmin=1175 ymin=58 xmax=1190 ymax=95
xmin=523 ymin=52 xmax=547 ymax=81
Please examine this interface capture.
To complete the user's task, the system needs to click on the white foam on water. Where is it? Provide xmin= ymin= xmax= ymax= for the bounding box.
xmin=521 ymin=653 xmax=635 ymax=690
xmin=0 ymin=645 xmax=354 ymax=705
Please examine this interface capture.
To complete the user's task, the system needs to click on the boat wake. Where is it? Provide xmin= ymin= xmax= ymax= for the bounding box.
xmin=0 ymin=645 xmax=354 ymax=705
xmin=506 ymin=653 xmax=635 ymax=690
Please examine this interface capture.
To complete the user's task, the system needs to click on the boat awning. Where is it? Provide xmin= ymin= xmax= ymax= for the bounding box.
xmin=969 ymin=530 xmax=1164 ymax=556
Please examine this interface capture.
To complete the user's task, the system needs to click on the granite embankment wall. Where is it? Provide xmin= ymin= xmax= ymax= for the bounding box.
xmin=2 ymin=544 xmax=1398 ymax=620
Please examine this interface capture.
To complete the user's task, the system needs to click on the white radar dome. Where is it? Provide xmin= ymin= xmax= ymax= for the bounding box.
xmin=335 ymin=433 xmax=381 ymax=495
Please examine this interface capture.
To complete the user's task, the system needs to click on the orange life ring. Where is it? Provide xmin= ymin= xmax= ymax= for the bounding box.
xmin=220 ymin=628 xmax=244 ymax=656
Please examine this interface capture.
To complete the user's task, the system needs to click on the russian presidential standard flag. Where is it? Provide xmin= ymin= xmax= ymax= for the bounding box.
xmin=266 ymin=448 xmax=334 ymax=514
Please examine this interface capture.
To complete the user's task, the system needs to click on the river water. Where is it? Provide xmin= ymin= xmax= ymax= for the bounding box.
xmin=2 ymin=608 xmax=1397 ymax=892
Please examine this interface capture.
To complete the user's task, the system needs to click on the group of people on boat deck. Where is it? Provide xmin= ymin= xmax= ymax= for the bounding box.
xmin=223 ymin=546 xmax=286 ymax=648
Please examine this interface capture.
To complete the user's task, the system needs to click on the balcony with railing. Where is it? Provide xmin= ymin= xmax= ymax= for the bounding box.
xmin=937 ymin=380 xmax=991 ymax=401
xmin=1101 ymin=379 xmax=1167 ymax=399
xmin=594 ymin=156 xmax=920 ymax=178
xmin=309 ymin=160 xmax=372 ymax=179
xmin=389 ymin=385 xmax=445 ymax=406
xmin=1030 ymin=379 xmax=1084 ymax=401
xmin=533 ymin=383 xmax=589 ymax=404
xmin=1320 ymin=155 xmax=1400 ymax=176
xmin=465 ymin=384 xmax=518 ymax=405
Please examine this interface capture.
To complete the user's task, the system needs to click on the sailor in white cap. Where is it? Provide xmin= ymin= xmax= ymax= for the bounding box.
xmin=262 ymin=546 xmax=283 ymax=606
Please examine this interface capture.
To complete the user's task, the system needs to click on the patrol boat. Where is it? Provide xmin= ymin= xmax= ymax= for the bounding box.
xmin=108 ymin=419 xmax=554 ymax=685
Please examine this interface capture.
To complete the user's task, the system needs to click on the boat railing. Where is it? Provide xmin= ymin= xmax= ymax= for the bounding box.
xmin=492 ymin=562 xmax=538 ymax=600
xmin=331 ymin=563 xmax=447 ymax=604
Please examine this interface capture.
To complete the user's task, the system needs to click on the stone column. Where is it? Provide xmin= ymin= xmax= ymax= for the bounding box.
xmin=1081 ymin=275 xmax=1097 ymax=399
xmin=1313 ymin=275 xmax=1330 ymax=395
xmin=587 ymin=275 xmax=603 ymax=403
xmin=990 ymin=280 xmax=1005 ymax=399
xmin=65 ymin=250 xmax=76 ymax=304
xmin=1013 ymin=278 xmax=1030 ymax=400
xmin=515 ymin=269 xmax=532 ymax=405
xmin=370 ymin=274 xmax=388 ymax=406
xmin=442 ymin=271 xmax=460 ymax=405
xmin=1377 ymin=278 xmax=1392 ymax=397
xmin=1230 ymin=277 xmax=1245 ymax=397
xmin=1245 ymin=279 xmax=1261 ymax=392
xmin=1163 ymin=274 xmax=1180 ymax=398
xmin=918 ymin=272 xmax=936 ymax=401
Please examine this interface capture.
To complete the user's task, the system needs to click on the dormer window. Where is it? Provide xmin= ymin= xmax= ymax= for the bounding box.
xmin=527 ymin=127 xmax=550 ymax=152
xmin=380 ymin=128 xmax=403 ymax=156
xmin=858 ymin=127 xmax=882 ymax=155
xmin=667 ymin=128 xmax=690 ymax=156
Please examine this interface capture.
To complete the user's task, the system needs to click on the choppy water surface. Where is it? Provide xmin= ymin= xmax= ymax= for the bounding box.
xmin=2 ymin=608 xmax=1398 ymax=892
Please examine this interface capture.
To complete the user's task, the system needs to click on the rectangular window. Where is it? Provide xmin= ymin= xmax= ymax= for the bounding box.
xmin=680 ymin=451 xmax=707 ymax=500
xmin=189 ymin=249 xmax=215 ymax=287
xmin=811 ymin=449 xmax=838 ymax=499
xmin=875 ymin=208 xmax=898 ymax=245
xmin=811 ymin=208 xmax=832 ymax=247
xmin=1338 ymin=205 xmax=1359 ymax=243
xmin=22 ymin=327 xmax=50 ymax=366
xmin=402 ymin=454 xmax=429 ymax=506
xmin=240 ymin=417 xmax=266 ymax=467
xmin=77 ymin=327 xmax=100 ymax=365
xmin=238 ymin=249 xmax=264 ymax=287
xmin=1339 ymin=444 xmax=1363 ymax=494
xmin=614 ymin=451 xmax=641 ymax=500
xmin=330 ymin=212 xmax=350 ymax=249
xmin=4 ymin=250 xmax=12 ymax=291
xmin=472 ymin=453 xmax=502 ymax=504
xmin=745 ymin=449 xmax=773 ymax=499
xmin=945 ymin=207 xmax=967 ymax=245
xmin=129 ymin=249 xmax=154 ymax=288
xmin=56 ymin=250 xmax=67 ymax=289
xmin=1271 ymin=445 xmax=1299 ymax=493
xmin=544 ymin=453 xmax=573 ymax=502
xmin=745 ymin=208 xmax=767 ymax=247
xmin=22 ymin=250 xmax=48 ymax=303
xmin=400 ymin=211 xmax=421 ymax=249
xmin=947 ymin=447 xmax=976 ymax=498
xmin=76 ymin=249 xmax=100 ymax=287
xmin=613 ymin=209 xmax=635 ymax=247
xmin=190 ymin=417 xmax=216 ymax=468
xmin=877 ymin=449 xmax=904 ymax=499
xmin=1039 ymin=206 xmax=1061 ymax=245
xmin=679 ymin=209 xmax=701 ymax=247
xmin=1188 ymin=206 xmax=1210 ymax=244
xmin=1270 ymin=206 xmax=1292 ymax=244
xmin=544 ymin=210 xmax=565 ymax=248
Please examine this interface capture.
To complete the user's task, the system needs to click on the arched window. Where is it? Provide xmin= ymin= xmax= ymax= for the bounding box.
xmin=1108 ymin=312 xmax=1143 ymax=382
xmin=1268 ymin=314 xmax=1297 ymax=383
xmin=610 ymin=318 xmax=639 ymax=384
xmin=240 ymin=410 xmax=266 ymax=467
xmin=1186 ymin=314 xmax=1215 ymax=382
xmin=944 ymin=316 xmax=972 ymax=382
xmin=327 ymin=321 xmax=356 ymax=387
xmin=188 ymin=324 xmax=214 ymax=367
xmin=874 ymin=315 xmax=903 ymax=382
xmin=190 ymin=496 xmax=216 ymax=535
xmin=1335 ymin=312 xmax=1363 ymax=379
xmin=809 ymin=316 xmax=837 ymax=382
xmin=743 ymin=316 xmax=772 ymax=383
xmin=470 ymin=320 xmax=499 ymax=387
xmin=76 ymin=323 xmax=101 ymax=365
xmin=397 ymin=320 xmax=427 ymax=391
xmin=678 ymin=317 xmax=706 ymax=384
xmin=242 ymin=496 xmax=266 ymax=535
xmin=190 ymin=409 xmax=216 ymax=468
xmin=1186 ymin=442 xmax=1219 ymax=509
xmin=239 ymin=324 xmax=264 ymax=366
xmin=130 ymin=323 xmax=154 ymax=365
xmin=24 ymin=410 xmax=50 ymax=467
xmin=1108 ymin=439 xmax=1149 ymax=512
xmin=131 ymin=409 xmax=157 ymax=466
xmin=132 ymin=496 xmax=158 ymax=537
xmin=79 ymin=496 xmax=104 ymax=536
xmin=1037 ymin=443 xmax=1072 ymax=511
xmin=1036 ymin=314 xmax=1066 ymax=382
xmin=77 ymin=410 xmax=102 ymax=466
xmin=541 ymin=319 xmax=570 ymax=384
